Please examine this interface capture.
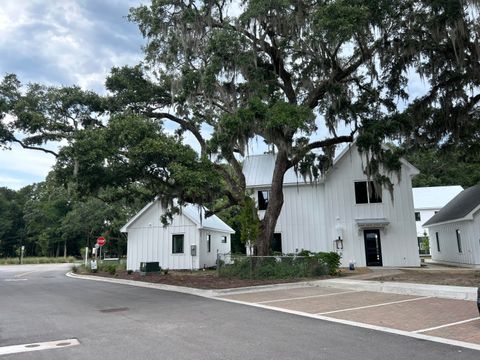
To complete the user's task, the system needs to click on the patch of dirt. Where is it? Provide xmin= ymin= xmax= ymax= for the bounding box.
xmin=84 ymin=270 xmax=334 ymax=289
xmin=373 ymin=269 xmax=480 ymax=287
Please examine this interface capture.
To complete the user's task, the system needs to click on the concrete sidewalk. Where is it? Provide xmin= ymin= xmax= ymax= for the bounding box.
xmin=67 ymin=272 xmax=477 ymax=301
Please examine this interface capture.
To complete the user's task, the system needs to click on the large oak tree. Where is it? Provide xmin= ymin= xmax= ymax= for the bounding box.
xmin=111 ymin=0 xmax=478 ymax=255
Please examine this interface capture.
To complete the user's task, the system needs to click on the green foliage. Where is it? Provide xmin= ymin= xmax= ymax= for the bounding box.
xmin=0 ymin=256 xmax=76 ymax=265
xmin=219 ymin=251 xmax=341 ymax=279
xmin=237 ymin=197 xmax=260 ymax=246
xmin=407 ymin=147 xmax=480 ymax=188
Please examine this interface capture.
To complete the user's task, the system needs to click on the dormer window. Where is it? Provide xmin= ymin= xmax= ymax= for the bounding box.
xmin=354 ymin=181 xmax=382 ymax=204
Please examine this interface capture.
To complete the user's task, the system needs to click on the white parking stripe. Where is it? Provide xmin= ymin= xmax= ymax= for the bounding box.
xmin=257 ymin=290 xmax=360 ymax=304
xmin=413 ymin=316 xmax=480 ymax=334
xmin=316 ymin=296 xmax=431 ymax=315
xmin=213 ymin=296 xmax=480 ymax=352
xmin=0 ymin=339 xmax=80 ymax=355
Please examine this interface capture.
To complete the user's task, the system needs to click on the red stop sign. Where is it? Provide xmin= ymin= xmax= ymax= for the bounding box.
xmin=97 ymin=236 xmax=106 ymax=247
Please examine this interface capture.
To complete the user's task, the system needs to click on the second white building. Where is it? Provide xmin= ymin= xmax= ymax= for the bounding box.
xmin=244 ymin=144 xmax=421 ymax=268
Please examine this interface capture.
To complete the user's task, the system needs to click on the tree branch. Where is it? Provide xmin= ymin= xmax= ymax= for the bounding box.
xmin=146 ymin=111 xmax=207 ymax=155
xmin=289 ymin=134 xmax=354 ymax=167
xmin=11 ymin=137 xmax=59 ymax=157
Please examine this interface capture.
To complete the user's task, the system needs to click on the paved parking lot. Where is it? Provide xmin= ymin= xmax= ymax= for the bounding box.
xmin=218 ymin=285 xmax=480 ymax=350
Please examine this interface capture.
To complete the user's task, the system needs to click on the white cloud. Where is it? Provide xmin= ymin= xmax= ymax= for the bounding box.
xmin=0 ymin=145 xmax=56 ymax=178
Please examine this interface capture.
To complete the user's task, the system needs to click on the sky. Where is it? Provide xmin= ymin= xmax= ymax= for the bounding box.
xmin=0 ymin=0 xmax=145 ymax=189
xmin=0 ymin=1 xmax=429 ymax=190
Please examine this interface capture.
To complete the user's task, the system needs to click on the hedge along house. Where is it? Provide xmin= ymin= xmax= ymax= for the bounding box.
xmin=412 ymin=186 xmax=463 ymax=255
xmin=423 ymin=184 xmax=480 ymax=267
xmin=243 ymin=144 xmax=421 ymax=268
xmin=121 ymin=200 xmax=234 ymax=271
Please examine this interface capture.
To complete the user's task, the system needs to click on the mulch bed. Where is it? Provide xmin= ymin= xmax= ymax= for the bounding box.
xmin=82 ymin=269 xmax=334 ymax=289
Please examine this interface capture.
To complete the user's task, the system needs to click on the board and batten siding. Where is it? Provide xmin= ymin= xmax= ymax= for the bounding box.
xmin=257 ymin=184 xmax=328 ymax=253
xmin=427 ymin=215 xmax=480 ymax=266
xmin=324 ymin=146 xmax=420 ymax=267
xmin=253 ymin=144 xmax=420 ymax=267
xmin=126 ymin=202 xmax=200 ymax=271
xmin=198 ymin=230 xmax=231 ymax=268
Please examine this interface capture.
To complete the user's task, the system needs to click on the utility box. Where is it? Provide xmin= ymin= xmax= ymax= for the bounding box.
xmin=191 ymin=244 xmax=197 ymax=256
xmin=140 ymin=262 xmax=161 ymax=275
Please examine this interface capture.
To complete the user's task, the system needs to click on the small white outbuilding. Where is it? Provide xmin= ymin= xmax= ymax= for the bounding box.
xmin=121 ymin=200 xmax=234 ymax=271
xmin=423 ymin=184 xmax=480 ymax=267
xmin=412 ymin=185 xmax=463 ymax=254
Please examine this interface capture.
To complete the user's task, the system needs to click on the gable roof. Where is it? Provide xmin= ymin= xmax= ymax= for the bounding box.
xmin=120 ymin=200 xmax=234 ymax=234
xmin=412 ymin=186 xmax=463 ymax=210
xmin=243 ymin=143 xmax=419 ymax=188
xmin=423 ymin=184 xmax=480 ymax=227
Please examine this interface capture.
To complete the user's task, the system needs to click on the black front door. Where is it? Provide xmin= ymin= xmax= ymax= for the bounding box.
xmin=364 ymin=229 xmax=382 ymax=266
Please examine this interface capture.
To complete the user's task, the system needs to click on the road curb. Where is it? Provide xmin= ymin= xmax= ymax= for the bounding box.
xmin=313 ymin=278 xmax=478 ymax=301
xmin=66 ymin=272 xmax=217 ymax=297
xmin=66 ymin=272 xmax=477 ymax=301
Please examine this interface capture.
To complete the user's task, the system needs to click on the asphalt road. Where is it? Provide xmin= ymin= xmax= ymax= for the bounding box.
xmin=0 ymin=264 xmax=478 ymax=360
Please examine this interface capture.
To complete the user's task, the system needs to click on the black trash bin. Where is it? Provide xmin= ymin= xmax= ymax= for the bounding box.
xmin=140 ymin=262 xmax=161 ymax=275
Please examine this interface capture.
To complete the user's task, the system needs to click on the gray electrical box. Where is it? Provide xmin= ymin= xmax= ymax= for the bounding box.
xmin=191 ymin=244 xmax=197 ymax=256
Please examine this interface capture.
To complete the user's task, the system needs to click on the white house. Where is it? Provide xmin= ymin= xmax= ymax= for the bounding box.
xmin=121 ymin=200 xmax=234 ymax=271
xmin=412 ymin=186 xmax=463 ymax=255
xmin=244 ymin=144 xmax=421 ymax=268
xmin=423 ymin=184 xmax=480 ymax=267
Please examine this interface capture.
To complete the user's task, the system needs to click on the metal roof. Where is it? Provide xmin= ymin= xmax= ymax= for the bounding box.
xmin=181 ymin=204 xmax=235 ymax=233
xmin=243 ymin=154 xmax=306 ymax=187
xmin=121 ymin=200 xmax=234 ymax=234
xmin=412 ymin=186 xmax=463 ymax=210
xmin=243 ymin=143 xmax=419 ymax=188
xmin=423 ymin=184 xmax=480 ymax=226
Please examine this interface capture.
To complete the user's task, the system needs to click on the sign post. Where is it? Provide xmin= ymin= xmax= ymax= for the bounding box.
xmin=84 ymin=247 xmax=89 ymax=267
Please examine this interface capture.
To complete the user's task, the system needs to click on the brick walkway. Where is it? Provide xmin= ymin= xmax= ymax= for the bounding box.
xmin=218 ymin=285 xmax=480 ymax=350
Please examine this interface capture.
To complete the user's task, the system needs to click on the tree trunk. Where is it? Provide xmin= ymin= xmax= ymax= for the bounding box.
xmin=63 ymin=239 xmax=67 ymax=258
xmin=256 ymin=150 xmax=289 ymax=256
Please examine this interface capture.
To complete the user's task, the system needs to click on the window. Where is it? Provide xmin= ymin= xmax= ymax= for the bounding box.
xmin=221 ymin=236 xmax=227 ymax=243
xmin=456 ymin=229 xmax=462 ymax=253
xmin=258 ymin=190 xmax=270 ymax=210
xmin=435 ymin=232 xmax=440 ymax=252
xmin=415 ymin=212 xmax=421 ymax=221
xmin=354 ymin=181 xmax=382 ymax=204
xmin=271 ymin=233 xmax=282 ymax=253
xmin=417 ymin=236 xmax=430 ymax=255
xmin=207 ymin=234 xmax=211 ymax=253
xmin=172 ymin=234 xmax=184 ymax=254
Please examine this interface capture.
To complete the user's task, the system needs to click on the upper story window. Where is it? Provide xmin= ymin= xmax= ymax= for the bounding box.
xmin=415 ymin=212 xmax=421 ymax=221
xmin=354 ymin=181 xmax=382 ymax=204
xmin=258 ymin=190 xmax=270 ymax=210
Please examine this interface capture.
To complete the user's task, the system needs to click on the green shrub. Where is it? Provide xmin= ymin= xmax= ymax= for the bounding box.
xmin=218 ymin=251 xmax=341 ymax=279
